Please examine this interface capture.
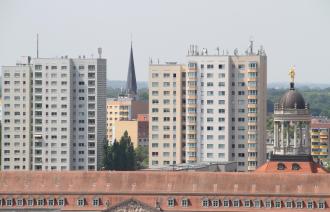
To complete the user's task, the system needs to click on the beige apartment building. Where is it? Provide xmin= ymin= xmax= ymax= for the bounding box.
xmin=106 ymin=98 xmax=148 ymax=142
xmin=149 ymin=64 xmax=186 ymax=167
xmin=149 ymin=44 xmax=267 ymax=171
xmin=113 ymin=114 xmax=149 ymax=148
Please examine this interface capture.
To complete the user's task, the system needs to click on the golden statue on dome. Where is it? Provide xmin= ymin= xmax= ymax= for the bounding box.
xmin=289 ymin=65 xmax=295 ymax=83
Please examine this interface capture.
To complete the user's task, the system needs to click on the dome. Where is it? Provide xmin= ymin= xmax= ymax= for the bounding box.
xmin=278 ymin=86 xmax=306 ymax=109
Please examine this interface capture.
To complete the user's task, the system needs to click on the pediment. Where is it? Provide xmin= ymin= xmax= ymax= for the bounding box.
xmin=105 ymin=198 xmax=161 ymax=212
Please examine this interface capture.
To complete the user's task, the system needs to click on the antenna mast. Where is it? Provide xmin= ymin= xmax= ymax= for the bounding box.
xmin=37 ymin=33 xmax=39 ymax=58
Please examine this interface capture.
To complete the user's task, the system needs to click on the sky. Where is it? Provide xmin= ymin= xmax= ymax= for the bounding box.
xmin=0 ymin=0 xmax=329 ymax=83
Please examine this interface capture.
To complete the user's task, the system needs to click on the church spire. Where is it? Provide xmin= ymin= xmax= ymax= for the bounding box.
xmin=126 ymin=41 xmax=137 ymax=98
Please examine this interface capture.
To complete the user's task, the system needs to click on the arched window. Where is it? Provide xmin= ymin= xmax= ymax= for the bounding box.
xmin=48 ymin=197 xmax=55 ymax=206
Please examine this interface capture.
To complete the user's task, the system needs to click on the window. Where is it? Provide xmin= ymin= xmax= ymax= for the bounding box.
xmin=223 ymin=199 xmax=229 ymax=207
xmin=17 ymin=199 xmax=24 ymax=206
xmin=202 ymin=198 xmax=209 ymax=207
xmin=244 ymin=200 xmax=250 ymax=207
xmin=77 ymin=198 xmax=85 ymax=206
xmin=318 ymin=200 xmax=325 ymax=209
xmin=265 ymin=200 xmax=272 ymax=208
xmin=307 ymin=200 xmax=314 ymax=208
xmin=212 ymin=199 xmax=219 ymax=207
xmin=286 ymin=200 xmax=292 ymax=208
xmin=254 ymin=199 xmax=260 ymax=208
xmin=93 ymin=198 xmax=99 ymax=206
xmin=275 ymin=200 xmax=281 ymax=208
xmin=37 ymin=198 xmax=44 ymax=206
xmin=181 ymin=198 xmax=189 ymax=207
xmin=28 ymin=198 xmax=34 ymax=206
xmin=233 ymin=199 xmax=240 ymax=207
xmin=48 ymin=199 xmax=55 ymax=206
xmin=168 ymin=198 xmax=175 ymax=207
xmin=295 ymin=200 xmax=303 ymax=208
xmin=6 ymin=198 xmax=13 ymax=206
xmin=58 ymin=198 xmax=65 ymax=206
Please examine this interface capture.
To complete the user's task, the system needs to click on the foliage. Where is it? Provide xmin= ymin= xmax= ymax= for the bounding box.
xmin=102 ymin=131 xmax=135 ymax=170
xmin=135 ymin=146 xmax=149 ymax=169
xmin=267 ymin=87 xmax=330 ymax=117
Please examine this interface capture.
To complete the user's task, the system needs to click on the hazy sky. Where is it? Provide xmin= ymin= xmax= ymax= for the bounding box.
xmin=0 ymin=0 xmax=329 ymax=83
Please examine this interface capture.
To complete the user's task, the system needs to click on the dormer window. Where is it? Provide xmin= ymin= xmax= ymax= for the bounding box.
xmin=181 ymin=198 xmax=189 ymax=207
xmin=277 ymin=163 xmax=286 ymax=170
xmin=27 ymin=198 xmax=34 ymax=206
xmin=77 ymin=197 xmax=85 ymax=206
xmin=168 ymin=197 xmax=175 ymax=207
xmin=93 ymin=197 xmax=100 ymax=207
xmin=292 ymin=163 xmax=300 ymax=170
xmin=318 ymin=200 xmax=325 ymax=209
xmin=6 ymin=198 xmax=13 ymax=207
xmin=201 ymin=198 xmax=209 ymax=207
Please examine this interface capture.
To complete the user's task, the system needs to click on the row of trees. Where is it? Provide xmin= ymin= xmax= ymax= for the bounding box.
xmin=102 ymin=131 xmax=148 ymax=171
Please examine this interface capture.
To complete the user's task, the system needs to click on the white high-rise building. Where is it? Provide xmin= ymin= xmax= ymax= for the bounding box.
xmin=149 ymin=44 xmax=267 ymax=171
xmin=1 ymin=53 xmax=106 ymax=171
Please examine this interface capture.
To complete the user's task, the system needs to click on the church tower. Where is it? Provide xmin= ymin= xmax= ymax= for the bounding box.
xmin=273 ymin=66 xmax=311 ymax=155
xmin=125 ymin=42 xmax=137 ymax=99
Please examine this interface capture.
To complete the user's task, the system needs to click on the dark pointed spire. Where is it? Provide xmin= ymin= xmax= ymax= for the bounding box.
xmin=126 ymin=42 xmax=137 ymax=98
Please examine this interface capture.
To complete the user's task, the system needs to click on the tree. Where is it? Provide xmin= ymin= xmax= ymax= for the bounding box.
xmin=135 ymin=146 xmax=148 ymax=169
xmin=102 ymin=131 xmax=135 ymax=171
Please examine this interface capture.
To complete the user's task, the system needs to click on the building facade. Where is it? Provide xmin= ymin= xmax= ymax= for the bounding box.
xmin=106 ymin=98 xmax=148 ymax=142
xmin=149 ymin=45 xmax=267 ymax=171
xmin=0 ymin=170 xmax=328 ymax=211
xmin=113 ymin=114 xmax=149 ymax=148
xmin=310 ymin=118 xmax=330 ymax=160
xmin=149 ymin=63 xmax=186 ymax=167
xmin=1 ymin=54 xmax=106 ymax=171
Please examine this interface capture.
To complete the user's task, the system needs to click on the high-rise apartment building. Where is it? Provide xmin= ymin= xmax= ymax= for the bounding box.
xmin=149 ymin=44 xmax=267 ymax=171
xmin=1 ymin=53 xmax=106 ymax=171
xmin=149 ymin=63 xmax=186 ymax=167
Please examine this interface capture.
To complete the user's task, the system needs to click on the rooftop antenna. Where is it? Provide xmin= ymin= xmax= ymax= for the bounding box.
xmin=98 ymin=47 xmax=102 ymax=58
xmin=37 ymin=33 xmax=39 ymax=58
xmin=249 ymin=36 xmax=254 ymax=55
xmin=216 ymin=46 xmax=220 ymax=55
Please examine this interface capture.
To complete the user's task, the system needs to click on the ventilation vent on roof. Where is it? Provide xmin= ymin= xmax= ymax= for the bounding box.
xmin=292 ymin=163 xmax=301 ymax=170
xmin=277 ymin=163 xmax=286 ymax=170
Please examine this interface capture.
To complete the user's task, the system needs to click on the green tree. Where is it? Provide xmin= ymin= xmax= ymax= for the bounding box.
xmin=135 ymin=146 xmax=149 ymax=169
xmin=102 ymin=131 xmax=135 ymax=171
